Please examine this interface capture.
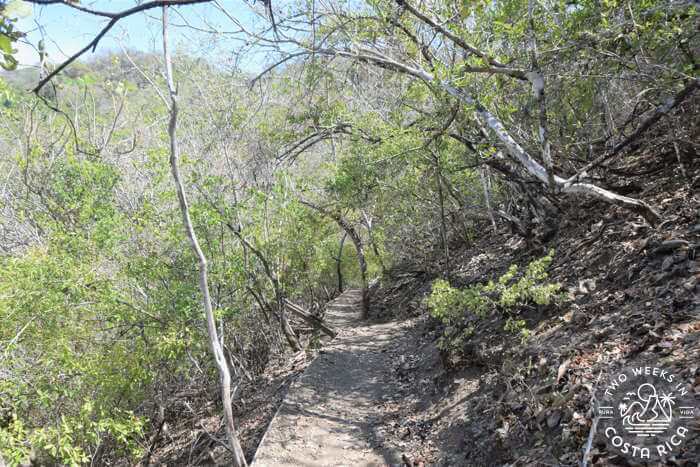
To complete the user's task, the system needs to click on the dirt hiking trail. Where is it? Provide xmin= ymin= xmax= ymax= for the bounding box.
xmin=251 ymin=289 xmax=409 ymax=466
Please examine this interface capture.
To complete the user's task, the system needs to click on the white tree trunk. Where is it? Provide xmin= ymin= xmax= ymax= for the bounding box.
xmin=162 ymin=7 xmax=247 ymax=466
xmin=315 ymin=48 xmax=660 ymax=226
xmin=440 ymin=83 xmax=660 ymax=226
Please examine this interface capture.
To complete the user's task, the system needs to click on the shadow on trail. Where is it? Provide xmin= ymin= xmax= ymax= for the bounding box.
xmin=252 ymin=289 xmax=408 ymax=466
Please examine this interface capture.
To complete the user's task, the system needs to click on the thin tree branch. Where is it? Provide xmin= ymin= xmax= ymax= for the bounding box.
xmin=28 ymin=0 xmax=118 ymax=18
xmin=250 ymin=51 xmax=310 ymax=86
xmin=395 ymin=0 xmax=522 ymax=73
xmin=161 ymin=6 xmax=247 ymax=465
xmin=568 ymin=78 xmax=700 ymax=182
xmin=29 ymin=0 xmax=214 ymax=94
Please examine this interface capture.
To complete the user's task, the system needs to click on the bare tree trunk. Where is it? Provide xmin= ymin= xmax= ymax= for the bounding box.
xmin=161 ymin=8 xmax=246 ymax=466
xmin=335 ymin=232 xmax=347 ymax=293
xmin=300 ymin=199 xmax=370 ymax=318
xmin=430 ymin=150 xmax=449 ymax=272
xmin=278 ymin=310 xmax=302 ymax=350
xmin=527 ymin=0 xmax=555 ymax=192
xmin=361 ymin=210 xmax=387 ymax=275
xmin=480 ymin=166 xmax=498 ymax=234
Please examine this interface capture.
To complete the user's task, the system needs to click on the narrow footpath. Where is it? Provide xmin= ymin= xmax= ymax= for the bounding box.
xmin=252 ymin=289 xmax=407 ymax=466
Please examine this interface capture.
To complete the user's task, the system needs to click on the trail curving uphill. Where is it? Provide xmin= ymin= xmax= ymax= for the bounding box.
xmin=251 ymin=289 xmax=405 ymax=466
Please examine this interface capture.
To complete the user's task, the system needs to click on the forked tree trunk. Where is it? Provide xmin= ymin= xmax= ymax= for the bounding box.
xmin=161 ymin=8 xmax=247 ymax=466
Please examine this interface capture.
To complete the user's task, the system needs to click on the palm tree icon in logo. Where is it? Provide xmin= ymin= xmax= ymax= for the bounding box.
xmin=619 ymin=383 xmax=675 ymax=436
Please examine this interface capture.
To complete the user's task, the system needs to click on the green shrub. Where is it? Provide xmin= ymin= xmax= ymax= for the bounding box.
xmin=0 ymin=405 xmax=145 ymax=467
xmin=426 ymin=279 xmax=488 ymax=325
xmin=483 ymin=250 xmax=562 ymax=308
xmin=503 ymin=317 xmax=531 ymax=341
xmin=0 ymin=249 xmax=149 ymax=466
xmin=426 ymin=251 xmax=563 ymax=349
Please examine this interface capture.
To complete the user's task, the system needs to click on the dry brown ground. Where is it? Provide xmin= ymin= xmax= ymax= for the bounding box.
xmin=367 ymin=146 xmax=699 ymax=466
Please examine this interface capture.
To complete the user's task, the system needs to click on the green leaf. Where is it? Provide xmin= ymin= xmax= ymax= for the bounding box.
xmin=0 ymin=34 xmax=13 ymax=54
xmin=1 ymin=54 xmax=17 ymax=71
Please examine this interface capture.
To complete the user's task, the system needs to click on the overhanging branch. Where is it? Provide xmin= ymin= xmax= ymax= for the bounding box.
xmin=28 ymin=0 xmax=214 ymax=94
xmin=310 ymin=46 xmax=660 ymax=225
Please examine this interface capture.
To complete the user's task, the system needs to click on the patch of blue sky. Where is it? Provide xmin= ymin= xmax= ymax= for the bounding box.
xmin=11 ymin=1 xmax=288 ymax=73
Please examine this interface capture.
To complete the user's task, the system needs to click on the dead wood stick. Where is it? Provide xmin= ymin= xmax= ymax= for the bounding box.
xmin=283 ymin=300 xmax=338 ymax=338
xmin=569 ymin=78 xmax=699 ymax=182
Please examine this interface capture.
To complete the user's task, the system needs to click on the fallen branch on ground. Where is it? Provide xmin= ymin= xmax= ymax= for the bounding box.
xmin=283 ymin=299 xmax=338 ymax=338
